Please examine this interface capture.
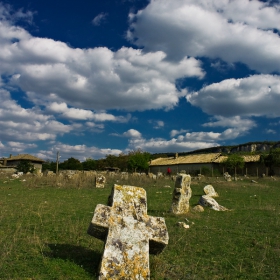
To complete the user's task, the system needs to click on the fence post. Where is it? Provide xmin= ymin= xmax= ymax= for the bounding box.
xmin=56 ymin=151 xmax=59 ymax=175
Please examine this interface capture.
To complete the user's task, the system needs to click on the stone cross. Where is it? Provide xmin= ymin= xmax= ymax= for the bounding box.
xmin=171 ymin=173 xmax=192 ymax=214
xmin=87 ymin=184 xmax=169 ymax=279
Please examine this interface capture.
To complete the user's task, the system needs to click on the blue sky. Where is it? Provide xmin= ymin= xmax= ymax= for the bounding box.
xmin=0 ymin=0 xmax=280 ymax=161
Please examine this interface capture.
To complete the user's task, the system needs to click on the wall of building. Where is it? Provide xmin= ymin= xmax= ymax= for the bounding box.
xmin=150 ymin=162 xmax=280 ymax=177
xmin=213 ymin=162 xmax=277 ymax=176
xmin=149 ymin=163 xmax=214 ymax=175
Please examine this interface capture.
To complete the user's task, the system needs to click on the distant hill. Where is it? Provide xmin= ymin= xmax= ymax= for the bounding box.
xmin=151 ymin=141 xmax=280 ymax=159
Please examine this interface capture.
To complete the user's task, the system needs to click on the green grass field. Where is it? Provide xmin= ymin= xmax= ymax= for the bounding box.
xmin=0 ymin=174 xmax=279 ymax=279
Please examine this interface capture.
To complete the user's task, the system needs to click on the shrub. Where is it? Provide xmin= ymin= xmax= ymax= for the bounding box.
xmin=16 ymin=160 xmax=35 ymax=174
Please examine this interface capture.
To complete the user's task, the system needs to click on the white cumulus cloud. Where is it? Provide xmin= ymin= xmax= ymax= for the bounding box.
xmin=127 ymin=0 xmax=280 ymax=72
xmin=0 ymin=5 xmax=204 ymax=112
xmin=187 ymin=75 xmax=280 ymax=117
xmin=123 ymin=129 xmax=142 ymax=138
xmin=0 ymin=89 xmax=72 ymax=142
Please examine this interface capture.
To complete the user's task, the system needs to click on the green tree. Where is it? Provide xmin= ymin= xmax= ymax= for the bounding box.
xmin=105 ymin=154 xmax=119 ymax=168
xmin=116 ymin=153 xmax=129 ymax=171
xmin=95 ymin=158 xmax=107 ymax=170
xmin=59 ymin=157 xmax=83 ymax=170
xmin=223 ymin=154 xmax=245 ymax=177
xmin=16 ymin=160 xmax=35 ymax=174
xmin=42 ymin=160 xmax=56 ymax=172
xmin=261 ymin=148 xmax=280 ymax=175
xmin=82 ymin=158 xmax=96 ymax=170
xmin=127 ymin=150 xmax=151 ymax=172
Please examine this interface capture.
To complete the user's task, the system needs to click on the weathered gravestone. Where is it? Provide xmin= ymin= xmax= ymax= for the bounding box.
xmin=171 ymin=174 xmax=192 ymax=214
xmin=203 ymin=185 xmax=219 ymax=198
xmin=88 ymin=184 xmax=169 ymax=279
xmin=95 ymin=174 xmax=106 ymax=188
xmin=224 ymin=172 xmax=232 ymax=182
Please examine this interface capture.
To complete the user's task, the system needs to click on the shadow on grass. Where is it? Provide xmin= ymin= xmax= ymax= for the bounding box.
xmin=44 ymin=243 xmax=102 ymax=277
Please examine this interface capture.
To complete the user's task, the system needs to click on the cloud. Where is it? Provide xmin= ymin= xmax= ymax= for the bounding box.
xmin=112 ymin=129 xmax=142 ymax=138
xmin=6 ymin=141 xmax=37 ymax=152
xmin=265 ymin=129 xmax=276 ymax=134
xmin=130 ymin=115 xmax=256 ymax=153
xmin=0 ymin=2 xmax=35 ymax=24
xmin=182 ymin=129 xmax=246 ymax=142
xmin=128 ymin=137 xmax=219 ymax=153
xmin=38 ymin=143 xmax=122 ymax=161
xmin=170 ymin=129 xmax=188 ymax=137
xmin=92 ymin=12 xmax=108 ymax=26
xmin=127 ymin=126 xmax=250 ymax=153
xmin=0 ymin=89 xmax=72 ymax=142
xmin=202 ymin=116 xmax=256 ymax=128
xmin=149 ymin=119 xmax=164 ymax=129
xmin=0 ymin=6 xmax=204 ymax=112
xmin=127 ymin=0 xmax=280 ymax=72
xmin=187 ymin=75 xmax=280 ymax=117
xmin=123 ymin=129 xmax=142 ymax=138
xmin=47 ymin=102 xmax=131 ymax=122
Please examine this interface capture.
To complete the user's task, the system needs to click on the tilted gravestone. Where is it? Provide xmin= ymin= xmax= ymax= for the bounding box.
xmin=88 ymin=184 xmax=169 ymax=279
xmin=95 ymin=174 xmax=106 ymax=188
xmin=171 ymin=174 xmax=192 ymax=214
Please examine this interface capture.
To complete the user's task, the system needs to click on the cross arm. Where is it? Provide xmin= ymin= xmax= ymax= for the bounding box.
xmin=87 ymin=204 xmax=111 ymax=241
xmin=147 ymin=216 xmax=169 ymax=255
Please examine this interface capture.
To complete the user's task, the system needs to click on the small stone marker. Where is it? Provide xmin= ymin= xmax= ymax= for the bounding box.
xmin=88 ymin=184 xmax=169 ymax=279
xmin=203 ymin=185 xmax=219 ymax=197
xmin=171 ymin=174 xmax=192 ymax=214
xmin=224 ymin=172 xmax=231 ymax=181
xmin=95 ymin=174 xmax=106 ymax=188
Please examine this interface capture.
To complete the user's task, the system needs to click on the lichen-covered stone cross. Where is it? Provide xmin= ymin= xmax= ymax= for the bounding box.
xmin=88 ymin=184 xmax=169 ymax=279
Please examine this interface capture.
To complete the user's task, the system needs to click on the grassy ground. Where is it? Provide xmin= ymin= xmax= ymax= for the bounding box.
xmin=0 ymin=174 xmax=279 ymax=279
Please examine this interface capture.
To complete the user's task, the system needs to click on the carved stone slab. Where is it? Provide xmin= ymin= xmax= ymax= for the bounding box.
xmin=171 ymin=174 xmax=192 ymax=214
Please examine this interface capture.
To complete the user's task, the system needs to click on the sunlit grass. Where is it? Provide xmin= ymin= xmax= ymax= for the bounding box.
xmin=0 ymin=173 xmax=279 ymax=279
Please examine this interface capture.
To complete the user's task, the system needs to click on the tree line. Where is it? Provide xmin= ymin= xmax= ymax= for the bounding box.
xmin=42 ymin=150 xmax=152 ymax=173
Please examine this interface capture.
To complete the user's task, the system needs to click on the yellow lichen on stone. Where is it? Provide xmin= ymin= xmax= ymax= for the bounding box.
xmin=88 ymin=184 xmax=168 ymax=279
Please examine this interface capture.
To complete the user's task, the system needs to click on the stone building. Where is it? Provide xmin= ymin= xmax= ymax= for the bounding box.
xmin=0 ymin=154 xmax=45 ymax=173
xmin=149 ymin=153 xmax=269 ymax=176
xmin=149 ymin=153 xmax=221 ymax=175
